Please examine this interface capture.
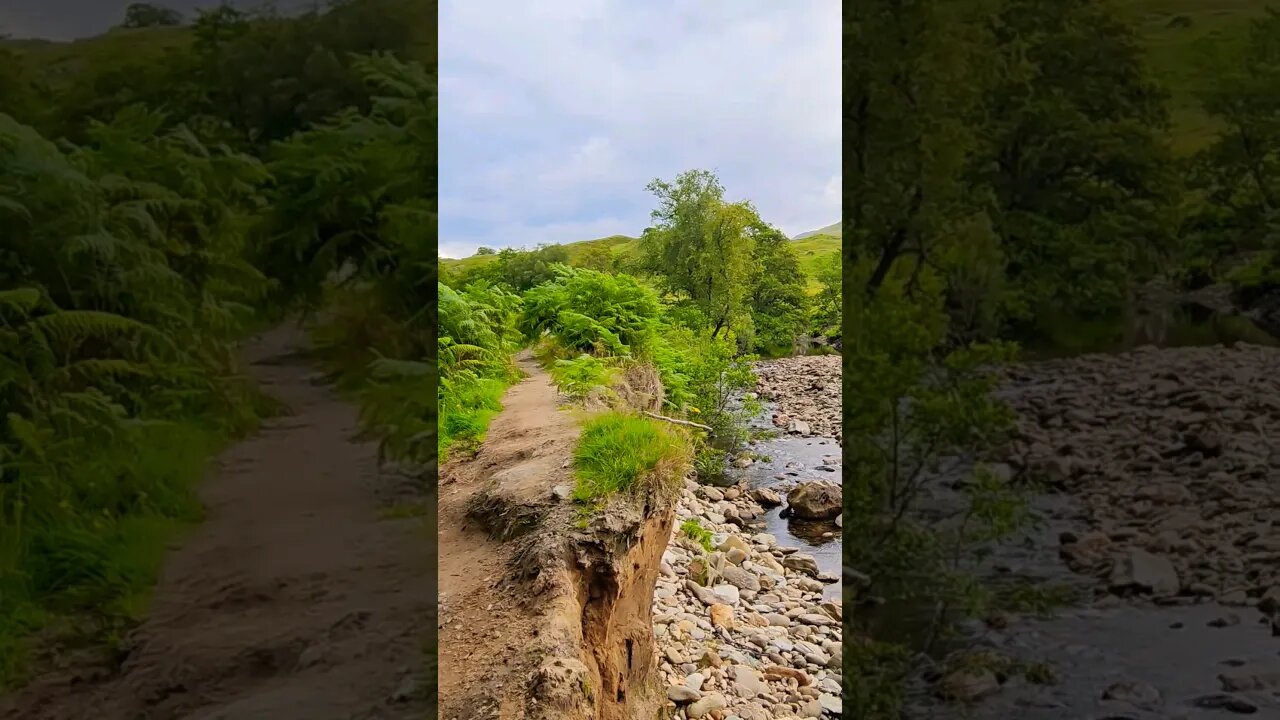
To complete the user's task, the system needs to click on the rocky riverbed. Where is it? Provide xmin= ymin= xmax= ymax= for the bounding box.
xmin=654 ymin=477 xmax=843 ymax=719
xmin=754 ymin=355 xmax=841 ymax=440
xmin=914 ymin=341 xmax=1280 ymax=718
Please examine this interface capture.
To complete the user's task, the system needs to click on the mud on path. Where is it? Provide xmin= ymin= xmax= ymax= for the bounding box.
xmin=0 ymin=323 xmax=433 ymax=720
xmin=437 ymin=351 xmax=582 ymax=719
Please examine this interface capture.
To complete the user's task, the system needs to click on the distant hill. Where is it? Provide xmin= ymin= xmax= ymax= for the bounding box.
xmin=792 ymin=222 xmax=840 ymax=240
xmin=2 ymin=26 xmax=192 ymax=87
xmin=440 ymin=234 xmax=640 ymax=275
xmin=440 ymin=230 xmax=840 ymax=292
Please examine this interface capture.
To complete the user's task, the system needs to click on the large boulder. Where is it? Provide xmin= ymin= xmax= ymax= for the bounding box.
xmin=786 ymin=481 xmax=842 ymax=520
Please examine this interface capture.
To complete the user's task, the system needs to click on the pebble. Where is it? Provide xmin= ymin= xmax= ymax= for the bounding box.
xmin=654 ymin=472 xmax=841 ymax=718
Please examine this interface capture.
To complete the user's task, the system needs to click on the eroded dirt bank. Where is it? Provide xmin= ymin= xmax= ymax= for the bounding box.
xmin=0 ymin=324 xmax=433 ymax=720
xmin=438 ymin=352 xmax=677 ymax=720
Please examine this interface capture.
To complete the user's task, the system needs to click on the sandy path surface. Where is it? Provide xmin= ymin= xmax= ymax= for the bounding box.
xmin=436 ymin=351 xmax=581 ymax=720
xmin=0 ymin=323 xmax=433 ymax=720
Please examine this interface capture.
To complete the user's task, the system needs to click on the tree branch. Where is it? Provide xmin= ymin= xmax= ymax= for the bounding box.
xmin=642 ymin=411 xmax=713 ymax=433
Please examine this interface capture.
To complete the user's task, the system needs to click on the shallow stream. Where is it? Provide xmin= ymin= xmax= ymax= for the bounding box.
xmin=726 ymin=403 xmax=843 ymax=602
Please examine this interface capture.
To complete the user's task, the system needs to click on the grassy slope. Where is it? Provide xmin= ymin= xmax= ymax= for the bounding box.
xmin=3 ymin=27 xmax=192 ymax=86
xmin=1115 ymin=0 xmax=1267 ymax=153
xmin=441 ymin=231 xmax=842 ymax=291
xmin=793 ymin=222 xmax=841 ymax=240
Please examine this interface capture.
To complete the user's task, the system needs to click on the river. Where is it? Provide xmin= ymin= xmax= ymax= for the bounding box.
xmin=728 ymin=401 xmax=843 ymax=602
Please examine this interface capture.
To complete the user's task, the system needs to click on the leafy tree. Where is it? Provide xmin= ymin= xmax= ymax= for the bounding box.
xmin=639 ymin=169 xmax=756 ymax=337
xmin=1188 ymin=8 xmax=1280 ymax=264
xmin=489 ymin=244 xmax=570 ymax=291
xmin=976 ymin=0 xmax=1179 ymax=322
xmin=748 ymin=223 xmax=809 ymax=352
xmin=578 ymin=245 xmax=614 ymax=272
xmin=813 ymin=251 xmax=842 ymax=333
xmin=476 ymin=246 xmax=496 ymax=255
xmin=846 ymin=0 xmax=993 ymax=299
xmin=122 ymin=3 xmax=184 ymax=28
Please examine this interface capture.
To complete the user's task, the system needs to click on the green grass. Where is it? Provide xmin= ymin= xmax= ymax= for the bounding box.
xmin=791 ymin=234 xmax=841 ymax=293
xmin=571 ymin=412 xmax=687 ymax=503
xmin=0 ymin=418 xmax=237 ymax=686
xmin=439 ymin=376 xmax=511 ymax=461
xmin=680 ymin=518 xmax=714 ymax=552
xmin=1115 ymin=0 xmax=1269 ymax=153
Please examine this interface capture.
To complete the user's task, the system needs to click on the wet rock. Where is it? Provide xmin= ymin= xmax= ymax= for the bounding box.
xmin=938 ymin=669 xmax=1001 ymax=702
xmin=786 ymin=481 xmax=842 ymax=520
xmin=787 ymin=419 xmax=812 ymax=436
xmin=1219 ymin=669 xmax=1280 ymax=691
xmin=1102 ymin=681 xmax=1162 ymax=710
xmin=752 ymin=488 xmax=783 ymax=507
xmin=783 ymin=553 xmax=820 ymax=576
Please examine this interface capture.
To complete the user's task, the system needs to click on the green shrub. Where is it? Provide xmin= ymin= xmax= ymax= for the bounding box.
xmin=520 ymin=267 xmax=661 ymax=355
xmin=572 ymin=412 xmax=687 ymax=502
xmin=680 ymin=518 xmax=714 ymax=552
xmin=549 ymin=354 xmax=617 ymax=399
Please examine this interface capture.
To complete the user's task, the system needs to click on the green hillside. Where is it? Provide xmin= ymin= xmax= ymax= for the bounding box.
xmin=441 ymin=230 xmax=841 ymax=291
xmin=3 ymin=26 xmax=192 ymax=86
xmin=793 ymin=221 xmax=841 ymax=240
xmin=440 ymin=234 xmax=640 ymax=273
xmin=1116 ymin=0 xmax=1269 ymax=152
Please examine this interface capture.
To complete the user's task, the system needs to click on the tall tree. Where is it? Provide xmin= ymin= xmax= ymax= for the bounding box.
xmin=748 ymin=223 xmax=809 ymax=351
xmin=639 ymin=169 xmax=755 ymax=337
xmin=976 ymin=0 xmax=1178 ymax=320
xmin=845 ymin=0 xmax=994 ymax=299
xmin=122 ymin=3 xmax=184 ymax=28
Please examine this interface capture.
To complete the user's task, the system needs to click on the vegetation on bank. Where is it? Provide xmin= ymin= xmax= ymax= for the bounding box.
xmin=436 ymin=169 xmax=839 ymax=510
xmin=571 ymin=412 xmax=688 ymax=504
xmin=0 ymin=0 xmax=432 ymax=691
xmin=847 ymin=2 xmax=1280 ymax=717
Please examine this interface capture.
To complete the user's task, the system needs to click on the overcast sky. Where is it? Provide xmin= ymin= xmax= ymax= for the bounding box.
xmin=439 ymin=1 xmax=840 ymax=258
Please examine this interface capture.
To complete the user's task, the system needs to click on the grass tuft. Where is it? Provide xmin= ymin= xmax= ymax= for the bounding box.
xmin=571 ymin=412 xmax=687 ymax=503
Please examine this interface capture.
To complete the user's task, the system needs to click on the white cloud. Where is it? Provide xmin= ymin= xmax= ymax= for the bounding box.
xmin=439 ymin=0 xmax=840 ymax=257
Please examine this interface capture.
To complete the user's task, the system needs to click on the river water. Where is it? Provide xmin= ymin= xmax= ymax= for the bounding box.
xmin=724 ymin=402 xmax=843 ymax=602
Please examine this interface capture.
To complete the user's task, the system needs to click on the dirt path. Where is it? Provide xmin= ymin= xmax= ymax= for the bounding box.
xmin=436 ymin=351 xmax=582 ymax=720
xmin=0 ymin=324 xmax=433 ymax=720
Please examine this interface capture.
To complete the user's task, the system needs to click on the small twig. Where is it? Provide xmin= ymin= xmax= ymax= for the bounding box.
xmin=642 ymin=411 xmax=714 ymax=433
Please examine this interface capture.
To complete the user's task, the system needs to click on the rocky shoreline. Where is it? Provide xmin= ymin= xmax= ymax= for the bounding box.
xmin=653 ymin=477 xmax=843 ymax=719
xmin=754 ymin=356 xmax=841 ymax=440
xmin=913 ymin=341 xmax=1280 ymax=717
xmin=995 ymin=342 xmax=1280 ymax=604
